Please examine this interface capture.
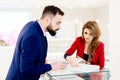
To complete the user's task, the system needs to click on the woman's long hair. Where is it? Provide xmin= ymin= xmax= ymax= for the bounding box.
xmin=82 ymin=21 xmax=101 ymax=62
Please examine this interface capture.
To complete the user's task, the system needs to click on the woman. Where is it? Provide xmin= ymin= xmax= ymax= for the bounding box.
xmin=64 ymin=21 xmax=105 ymax=70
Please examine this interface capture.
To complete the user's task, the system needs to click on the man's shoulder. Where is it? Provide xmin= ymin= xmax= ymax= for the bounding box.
xmin=26 ymin=21 xmax=36 ymax=25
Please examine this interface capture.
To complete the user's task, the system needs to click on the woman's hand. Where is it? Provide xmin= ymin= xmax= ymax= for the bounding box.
xmin=51 ymin=61 xmax=66 ymax=70
xmin=66 ymin=56 xmax=78 ymax=67
xmin=77 ymin=56 xmax=90 ymax=64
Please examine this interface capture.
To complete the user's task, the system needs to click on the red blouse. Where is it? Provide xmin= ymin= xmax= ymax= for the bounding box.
xmin=65 ymin=36 xmax=105 ymax=70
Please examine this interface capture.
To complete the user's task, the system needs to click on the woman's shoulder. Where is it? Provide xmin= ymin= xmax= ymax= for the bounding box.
xmin=75 ymin=36 xmax=84 ymax=43
xmin=76 ymin=36 xmax=83 ymax=40
xmin=99 ymin=41 xmax=104 ymax=45
xmin=98 ymin=41 xmax=104 ymax=48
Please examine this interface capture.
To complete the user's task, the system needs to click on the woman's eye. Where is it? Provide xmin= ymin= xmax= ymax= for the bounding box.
xmin=85 ymin=32 xmax=87 ymax=34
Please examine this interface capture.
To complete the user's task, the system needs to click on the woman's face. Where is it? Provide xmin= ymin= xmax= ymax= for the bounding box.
xmin=83 ymin=28 xmax=94 ymax=43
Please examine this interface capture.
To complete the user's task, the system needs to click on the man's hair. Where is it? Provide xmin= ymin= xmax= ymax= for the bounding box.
xmin=41 ymin=5 xmax=64 ymax=19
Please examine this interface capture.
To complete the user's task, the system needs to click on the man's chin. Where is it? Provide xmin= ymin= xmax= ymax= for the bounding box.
xmin=49 ymin=31 xmax=56 ymax=36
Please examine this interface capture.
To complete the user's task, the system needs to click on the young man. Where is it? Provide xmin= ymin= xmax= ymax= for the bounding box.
xmin=6 ymin=5 xmax=66 ymax=80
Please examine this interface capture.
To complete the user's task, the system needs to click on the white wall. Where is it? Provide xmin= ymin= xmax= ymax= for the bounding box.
xmin=97 ymin=6 xmax=109 ymax=55
xmin=109 ymin=0 xmax=120 ymax=79
xmin=0 ymin=46 xmax=14 ymax=80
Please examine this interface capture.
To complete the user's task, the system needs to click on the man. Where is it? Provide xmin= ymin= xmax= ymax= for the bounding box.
xmin=6 ymin=5 xmax=66 ymax=80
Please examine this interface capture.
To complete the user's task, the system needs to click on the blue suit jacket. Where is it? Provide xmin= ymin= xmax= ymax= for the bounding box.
xmin=6 ymin=21 xmax=51 ymax=80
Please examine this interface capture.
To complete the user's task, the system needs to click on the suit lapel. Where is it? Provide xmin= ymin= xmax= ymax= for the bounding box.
xmin=35 ymin=21 xmax=48 ymax=54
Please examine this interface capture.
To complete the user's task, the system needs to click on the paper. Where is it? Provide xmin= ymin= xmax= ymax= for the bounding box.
xmin=48 ymin=63 xmax=100 ymax=76
xmin=66 ymin=63 xmax=100 ymax=73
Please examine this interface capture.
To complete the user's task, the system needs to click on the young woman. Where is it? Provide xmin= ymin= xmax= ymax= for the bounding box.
xmin=64 ymin=21 xmax=105 ymax=70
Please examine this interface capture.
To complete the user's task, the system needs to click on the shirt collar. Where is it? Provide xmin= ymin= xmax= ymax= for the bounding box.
xmin=37 ymin=20 xmax=46 ymax=36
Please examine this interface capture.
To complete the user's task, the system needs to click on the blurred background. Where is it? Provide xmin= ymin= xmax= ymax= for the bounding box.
xmin=0 ymin=0 xmax=109 ymax=54
xmin=0 ymin=0 xmax=114 ymax=80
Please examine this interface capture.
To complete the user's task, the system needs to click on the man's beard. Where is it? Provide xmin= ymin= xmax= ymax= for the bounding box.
xmin=47 ymin=25 xmax=57 ymax=36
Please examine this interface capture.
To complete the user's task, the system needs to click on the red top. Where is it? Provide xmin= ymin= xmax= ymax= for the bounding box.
xmin=65 ymin=36 xmax=105 ymax=70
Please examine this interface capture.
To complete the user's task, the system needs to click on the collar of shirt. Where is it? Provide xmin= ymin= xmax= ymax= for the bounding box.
xmin=37 ymin=20 xmax=46 ymax=36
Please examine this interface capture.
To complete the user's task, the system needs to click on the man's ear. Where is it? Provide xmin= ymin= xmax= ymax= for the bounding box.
xmin=47 ymin=18 xmax=51 ymax=23
xmin=46 ymin=17 xmax=51 ymax=24
xmin=44 ymin=16 xmax=50 ymax=26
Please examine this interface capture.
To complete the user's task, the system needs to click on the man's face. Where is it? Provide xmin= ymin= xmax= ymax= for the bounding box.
xmin=47 ymin=14 xmax=63 ymax=36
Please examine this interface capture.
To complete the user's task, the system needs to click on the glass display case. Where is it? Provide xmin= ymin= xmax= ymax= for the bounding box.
xmin=46 ymin=68 xmax=110 ymax=80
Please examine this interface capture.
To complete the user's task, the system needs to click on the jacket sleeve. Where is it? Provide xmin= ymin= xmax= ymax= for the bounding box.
xmin=98 ymin=42 xmax=105 ymax=70
xmin=20 ymin=34 xmax=51 ymax=76
xmin=65 ymin=37 xmax=79 ymax=56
